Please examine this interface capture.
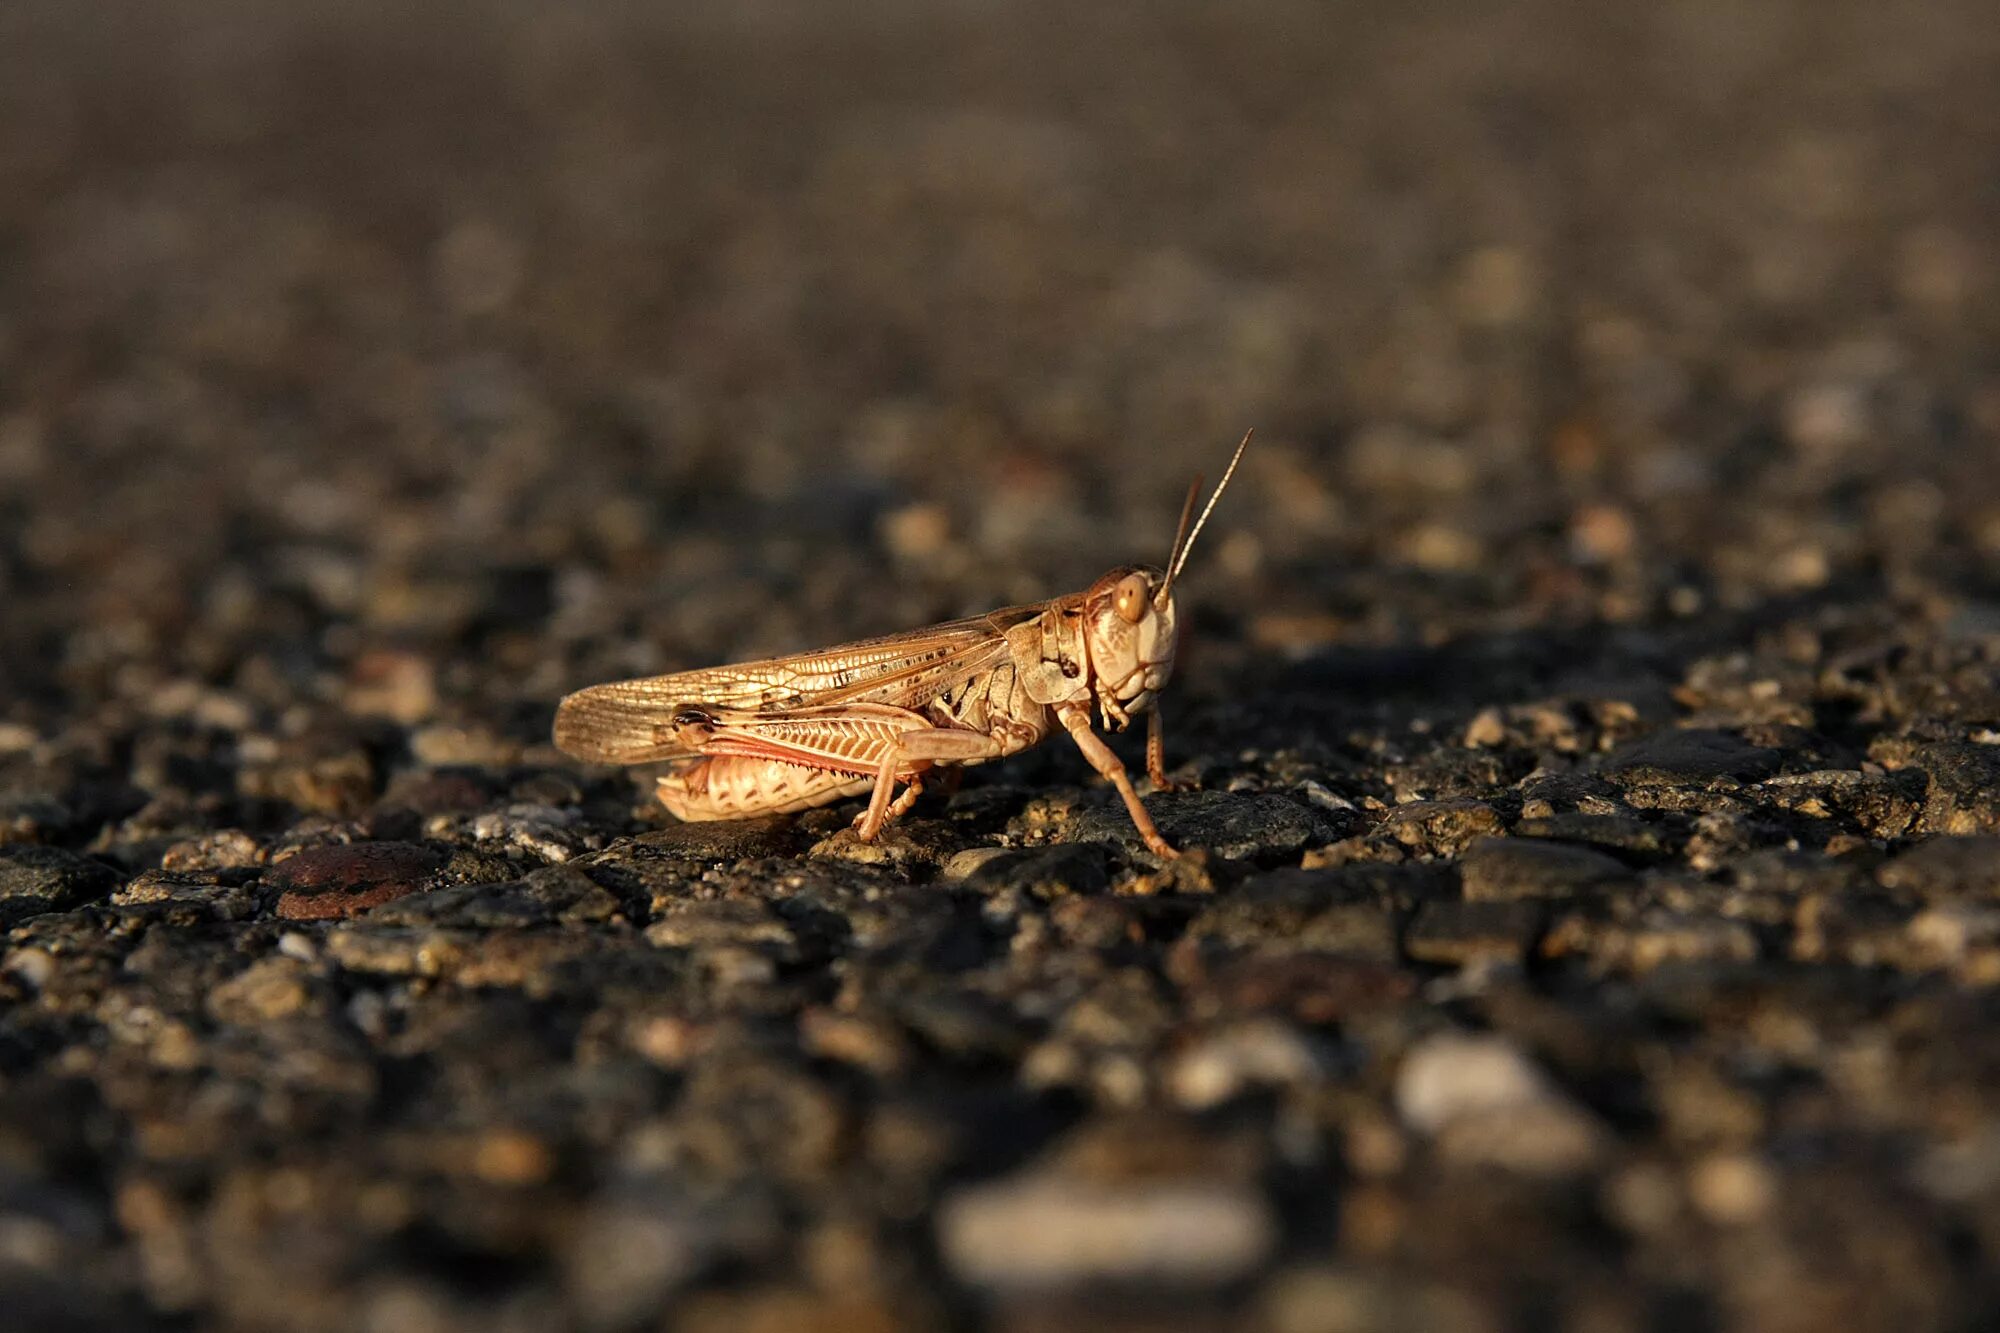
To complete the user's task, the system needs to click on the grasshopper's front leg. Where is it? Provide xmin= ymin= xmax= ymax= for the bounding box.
xmin=1056 ymin=701 xmax=1179 ymax=859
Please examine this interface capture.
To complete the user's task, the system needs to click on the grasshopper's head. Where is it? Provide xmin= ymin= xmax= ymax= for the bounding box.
xmin=1081 ymin=428 xmax=1254 ymax=731
xmin=1082 ymin=565 xmax=1178 ymax=729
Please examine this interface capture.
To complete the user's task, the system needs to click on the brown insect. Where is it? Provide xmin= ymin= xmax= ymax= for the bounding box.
xmin=553 ymin=431 xmax=1253 ymax=858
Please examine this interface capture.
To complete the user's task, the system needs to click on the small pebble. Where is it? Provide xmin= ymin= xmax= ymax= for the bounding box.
xmin=938 ymin=1175 xmax=1276 ymax=1291
xmin=1396 ymin=1033 xmax=1607 ymax=1175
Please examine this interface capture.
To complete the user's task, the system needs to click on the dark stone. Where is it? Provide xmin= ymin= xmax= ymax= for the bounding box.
xmin=366 ymin=867 xmax=621 ymax=930
xmin=111 ymin=869 xmax=264 ymax=920
xmin=1046 ymin=894 xmax=1150 ymax=950
xmin=1459 ymin=837 xmax=1632 ymax=901
xmin=1386 ymin=748 xmax=1530 ymax=801
xmin=0 ymin=793 xmax=87 ymax=845
xmin=962 ymin=844 xmax=1110 ymax=899
xmin=1728 ymin=848 xmax=1876 ymax=897
xmin=1379 ymin=799 xmax=1506 ymax=857
xmin=1878 ymin=837 xmax=2000 ymax=901
xmin=615 ymin=818 xmax=811 ymax=862
xmin=646 ymin=898 xmax=799 ymax=959
xmin=1511 ymin=812 xmax=1684 ymax=861
xmin=375 ymin=767 xmax=498 ymax=816
xmin=1757 ymin=769 xmax=1926 ymax=840
xmin=1545 ymin=907 xmax=1761 ymax=974
xmin=1601 ymin=730 xmax=1784 ymax=786
xmin=894 ymin=991 xmax=1033 ymax=1062
xmin=1188 ymin=949 xmax=1420 ymax=1022
xmin=1909 ymin=744 xmax=2000 ymax=836
xmin=1057 ymin=790 xmax=1341 ymax=860
xmin=1186 ymin=864 xmax=1443 ymax=961
xmin=0 ymin=846 xmax=118 ymax=926
xmin=1793 ymin=891 xmax=1913 ymax=965
xmin=1516 ymin=771 xmax=1624 ymax=814
xmin=1403 ymin=900 xmax=1547 ymax=966
xmin=1251 ymin=861 xmax=1458 ymax=910
xmin=437 ymin=846 xmax=528 ymax=886
xmin=238 ymin=745 xmax=378 ymax=816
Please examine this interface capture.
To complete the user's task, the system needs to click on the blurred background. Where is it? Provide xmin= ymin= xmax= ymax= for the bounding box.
xmin=5 ymin=0 xmax=1995 ymax=739
xmin=5 ymin=1 xmax=2000 ymax=1330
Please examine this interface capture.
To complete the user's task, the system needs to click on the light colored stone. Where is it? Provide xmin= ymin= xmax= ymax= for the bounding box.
xmin=1265 ymin=1266 xmax=1496 ymax=1333
xmin=1169 ymin=1020 xmax=1335 ymax=1109
xmin=1688 ymin=1152 xmax=1776 ymax=1224
xmin=1395 ymin=1033 xmax=1607 ymax=1175
xmin=938 ymin=1174 xmax=1275 ymax=1291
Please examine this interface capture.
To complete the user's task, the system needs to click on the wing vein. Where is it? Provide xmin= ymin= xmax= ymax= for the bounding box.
xmin=552 ymin=605 xmax=1037 ymax=765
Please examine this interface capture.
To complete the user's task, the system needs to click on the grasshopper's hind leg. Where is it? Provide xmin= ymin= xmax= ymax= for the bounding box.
xmin=853 ymin=728 xmax=1005 ymax=840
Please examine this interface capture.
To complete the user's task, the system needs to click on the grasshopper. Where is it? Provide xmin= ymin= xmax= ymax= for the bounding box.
xmin=553 ymin=431 xmax=1252 ymax=858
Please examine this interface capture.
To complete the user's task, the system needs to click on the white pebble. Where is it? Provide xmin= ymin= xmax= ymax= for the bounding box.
xmin=938 ymin=1175 xmax=1275 ymax=1291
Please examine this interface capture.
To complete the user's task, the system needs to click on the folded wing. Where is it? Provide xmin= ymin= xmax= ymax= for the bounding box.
xmin=552 ymin=605 xmax=1039 ymax=765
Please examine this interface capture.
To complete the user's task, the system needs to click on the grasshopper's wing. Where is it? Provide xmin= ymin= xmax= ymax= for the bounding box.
xmin=552 ymin=604 xmax=1044 ymax=765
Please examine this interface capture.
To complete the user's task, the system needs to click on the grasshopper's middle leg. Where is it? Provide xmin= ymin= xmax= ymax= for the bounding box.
xmin=1057 ymin=702 xmax=1179 ymax=859
xmin=1145 ymin=705 xmax=1190 ymax=792
xmin=854 ymin=728 xmax=1005 ymax=840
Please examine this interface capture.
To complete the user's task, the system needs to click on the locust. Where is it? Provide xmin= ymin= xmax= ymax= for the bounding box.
xmin=552 ymin=430 xmax=1253 ymax=859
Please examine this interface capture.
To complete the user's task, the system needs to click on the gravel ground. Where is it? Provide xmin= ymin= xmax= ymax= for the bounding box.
xmin=5 ymin=1 xmax=2000 ymax=1329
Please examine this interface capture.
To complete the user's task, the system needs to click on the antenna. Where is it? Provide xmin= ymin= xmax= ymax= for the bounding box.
xmin=1157 ymin=428 xmax=1253 ymax=606
xmin=1162 ymin=475 xmax=1204 ymax=580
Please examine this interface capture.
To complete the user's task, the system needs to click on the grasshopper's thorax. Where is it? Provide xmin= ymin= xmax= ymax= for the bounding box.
xmin=1003 ymin=565 xmax=1178 ymax=725
xmin=1080 ymin=564 xmax=1177 ymax=731
xmin=1004 ymin=598 xmax=1094 ymax=708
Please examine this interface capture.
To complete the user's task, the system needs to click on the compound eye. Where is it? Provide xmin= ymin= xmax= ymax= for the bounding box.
xmin=1113 ymin=573 xmax=1149 ymax=624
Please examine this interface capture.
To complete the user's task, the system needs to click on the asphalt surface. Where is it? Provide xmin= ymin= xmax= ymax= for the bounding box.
xmin=4 ymin=2 xmax=2000 ymax=1329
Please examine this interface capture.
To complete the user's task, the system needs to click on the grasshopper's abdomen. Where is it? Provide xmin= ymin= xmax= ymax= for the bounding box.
xmin=658 ymin=757 xmax=873 ymax=821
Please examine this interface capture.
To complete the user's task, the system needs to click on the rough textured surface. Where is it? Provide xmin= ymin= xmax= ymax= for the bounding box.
xmin=4 ymin=1 xmax=2000 ymax=1329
